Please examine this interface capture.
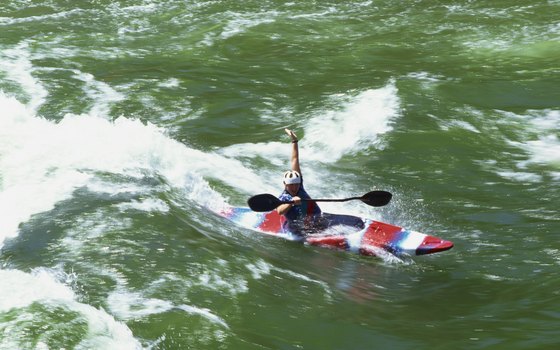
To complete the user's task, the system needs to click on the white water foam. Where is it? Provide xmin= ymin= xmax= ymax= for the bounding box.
xmin=116 ymin=198 xmax=170 ymax=214
xmin=0 ymin=42 xmax=48 ymax=111
xmin=0 ymin=268 xmax=141 ymax=349
xmin=522 ymin=110 xmax=560 ymax=168
xmin=0 ymin=8 xmax=86 ymax=26
xmin=200 ymin=10 xmax=280 ymax=45
xmin=440 ymin=120 xmax=481 ymax=134
xmin=496 ymin=109 xmax=560 ymax=182
xmin=220 ymin=11 xmax=279 ymax=40
xmin=175 ymin=304 xmax=229 ymax=329
xmin=524 ymin=135 xmax=560 ymax=167
xmin=108 ymin=289 xmax=174 ymax=319
xmin=107 ymin=290 xmax=174 ymax=319
xmin=60 ymin=208 xmax=135 ymax=252
xmin=496 ymin=171 xmax=542 ymax=183
xmin=105 ymin=269 xmax=232 ymax=330
xmin=304 ymin=84 xmax=400 ymax=161
xmin=246 ymin=259 xmax=332 ymax=299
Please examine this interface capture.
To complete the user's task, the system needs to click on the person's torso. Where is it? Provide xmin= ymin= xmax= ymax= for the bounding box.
xmin=278 ymin=183 xmax=322 ymax=233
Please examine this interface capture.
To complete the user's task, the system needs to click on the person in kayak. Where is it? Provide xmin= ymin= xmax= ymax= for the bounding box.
xmin=276 ymin=129 xmax=322 ymax=235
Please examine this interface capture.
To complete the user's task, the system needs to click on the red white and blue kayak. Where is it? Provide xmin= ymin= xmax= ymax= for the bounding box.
xmin=218 ymin=207 xmax=453 ymax=257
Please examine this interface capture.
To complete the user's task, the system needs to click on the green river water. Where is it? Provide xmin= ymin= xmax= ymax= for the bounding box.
xmin=1 ymin=1 xmax=559 ymax=349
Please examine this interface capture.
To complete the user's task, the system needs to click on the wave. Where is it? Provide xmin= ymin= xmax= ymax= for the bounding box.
xmin=0 ymin=268 xmax=141 ymax=349
xmin=0 ymin=92 xmax=236 ymax=247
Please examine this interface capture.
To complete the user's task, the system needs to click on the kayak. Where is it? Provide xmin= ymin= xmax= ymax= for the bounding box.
xmin=218 ymin=207 xmax=453 ymax=257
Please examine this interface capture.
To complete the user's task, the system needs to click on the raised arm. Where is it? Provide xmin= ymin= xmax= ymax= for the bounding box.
xmin=285 ymin=128 xmax=301 ymax=176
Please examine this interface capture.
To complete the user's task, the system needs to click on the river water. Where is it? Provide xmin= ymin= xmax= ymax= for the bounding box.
xmin=1 ymin=1 xmax=559 ymax=349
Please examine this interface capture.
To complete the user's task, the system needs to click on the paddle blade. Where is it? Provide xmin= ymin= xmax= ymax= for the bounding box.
xmin=247 ymin=194 xmax=282 ymax=212
xmin=360 ymin=190 xmax=392 ymax=207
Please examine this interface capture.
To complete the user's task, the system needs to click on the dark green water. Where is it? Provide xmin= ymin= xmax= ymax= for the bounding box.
xmin=1 ymin=1 xmax=559 ymax=349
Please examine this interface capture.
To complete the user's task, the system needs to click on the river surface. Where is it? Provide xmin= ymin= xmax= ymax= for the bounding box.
xmin=1 ymin=1 xmax=559 ymax=349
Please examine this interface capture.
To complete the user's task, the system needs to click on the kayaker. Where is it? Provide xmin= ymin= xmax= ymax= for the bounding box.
xmin=276 ymin=129 xmax=322 ymax=235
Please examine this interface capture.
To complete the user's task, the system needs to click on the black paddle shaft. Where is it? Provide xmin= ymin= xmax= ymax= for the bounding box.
xmin=247 ymin=190 xmax=392 ymax=212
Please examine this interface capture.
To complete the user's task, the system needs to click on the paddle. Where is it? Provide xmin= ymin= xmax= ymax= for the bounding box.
xmin=247 ymin=190 xmax=392 ymax=212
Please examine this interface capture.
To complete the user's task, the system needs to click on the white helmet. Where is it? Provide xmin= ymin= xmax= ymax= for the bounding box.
xmin=283 ymin=170 xmax=301 ymax=185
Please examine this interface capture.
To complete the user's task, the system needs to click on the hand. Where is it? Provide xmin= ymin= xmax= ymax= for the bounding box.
xmin=284 ymin=128 xmax=298 ymax=142
xmin=292 ymin=196 xmax=301 ymax=205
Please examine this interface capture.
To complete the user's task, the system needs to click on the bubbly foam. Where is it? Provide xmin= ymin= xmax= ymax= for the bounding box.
xmin=506 ymin=109 xmax=560 ymax=170
xmin=0 ymin=268 xmax=141 ymax=349
xmin=304 ymin=84 xmax=400 ymax=161
xmin=0 ymin=42 xmax=48 ymax=111
xmin=523 ymin=110 xmax=560 ymax=168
